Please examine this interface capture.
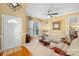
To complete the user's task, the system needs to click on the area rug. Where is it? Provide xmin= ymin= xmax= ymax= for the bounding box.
xmin=25 ymin=39 xmax=59 ymax=56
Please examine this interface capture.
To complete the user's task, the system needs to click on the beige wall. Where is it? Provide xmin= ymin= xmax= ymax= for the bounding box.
xmin=0 ymin=3 xmax=28 ymax=45
xmin=0 ymin=14 xmax=2 ymax=50
xmin=20 ymin=11 xmax=79 ymax=37
xmin=0 ymin=38 xmax=1 ymax=50
xmin=43 ymin=12 xmax=79 ymax=35
xmin=0 ymin=14 xmax=2 ymax=36
xmin=48 ymin=16 xmax=66 ymax=34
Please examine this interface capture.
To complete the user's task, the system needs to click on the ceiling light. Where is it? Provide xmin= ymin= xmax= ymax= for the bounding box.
xmin=8 ymin=3 xmax=22 ymax=11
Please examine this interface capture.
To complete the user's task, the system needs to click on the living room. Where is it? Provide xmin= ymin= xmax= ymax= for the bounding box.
xmin=0 ymin=3 xmax=79 ymax=56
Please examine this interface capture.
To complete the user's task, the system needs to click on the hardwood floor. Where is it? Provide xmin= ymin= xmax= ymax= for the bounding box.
xmin=0 ymin=52 xmax=2 ymax=56
xmin=0 ymin=46 xmax=32 ymax=56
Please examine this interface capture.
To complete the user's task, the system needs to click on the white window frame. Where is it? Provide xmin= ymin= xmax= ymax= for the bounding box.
xmin=29 ymin=20 xmax=41 ymax=36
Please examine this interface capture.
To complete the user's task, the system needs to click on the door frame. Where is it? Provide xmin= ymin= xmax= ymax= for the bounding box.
xmin=1 ymin=14 xmax=22 ymax=51
xmin=0 ymin=14 xmax=4 ymax=52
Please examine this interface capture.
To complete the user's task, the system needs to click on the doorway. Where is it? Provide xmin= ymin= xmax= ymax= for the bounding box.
xmin=2 ymin=15 xmax=22 ymax=51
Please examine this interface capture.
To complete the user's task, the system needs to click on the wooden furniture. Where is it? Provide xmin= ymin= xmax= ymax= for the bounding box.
xmin=26 ymin=34 xmax=31 ymax=43
xmin=51 ymin=47 xmax=70 ymax=56
xmin=43 ymin=41 xmax=50 ymax=46
xmin=61 ymin=37 xmax=70 ymax=45
xmin=39 ymin=39 xmax=44 ymax=43
xmin=39 ymin=40 xmax=50 ymax=46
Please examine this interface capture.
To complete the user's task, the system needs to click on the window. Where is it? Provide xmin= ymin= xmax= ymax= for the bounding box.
xmin=29 ymin=21 xmax=33 ymax=35
xmin=29 ymin=20 xmax=40 ymax=36
xmin=33 ymin=22 xmax=40 ymax=35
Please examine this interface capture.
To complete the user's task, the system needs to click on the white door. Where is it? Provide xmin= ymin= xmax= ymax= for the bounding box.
xmin=3 ymin=15 xmax=22 ymax=50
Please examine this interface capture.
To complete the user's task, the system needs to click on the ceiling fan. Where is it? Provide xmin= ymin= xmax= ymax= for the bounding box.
xmin=42 ymin=10 xmax=58 ymax=17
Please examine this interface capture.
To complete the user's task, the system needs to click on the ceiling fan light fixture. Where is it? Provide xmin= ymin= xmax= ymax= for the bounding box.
xmin=50 ymin=15 xmax=53 ymax=17
xmin=42 ymin=10 xmax=58 ymax=18
xmin=8 ymin=3 xmax=22 ymax=11
xmin=48 ymin=15 xmax=53 ymax=18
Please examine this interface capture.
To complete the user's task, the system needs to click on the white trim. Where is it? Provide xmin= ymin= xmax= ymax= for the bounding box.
xmin=1 ymin=14 xmax=4 ymax=52
xmin=20 ymin=18 xmax=23 ymax=47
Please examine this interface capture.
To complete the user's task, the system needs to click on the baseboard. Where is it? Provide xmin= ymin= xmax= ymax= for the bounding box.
xmin=2 ymin=47 xmax=22 ymax=56
xmin=21 ymin=43 xmax=26 ymax=47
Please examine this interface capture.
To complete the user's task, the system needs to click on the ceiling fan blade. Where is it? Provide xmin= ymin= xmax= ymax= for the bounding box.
xmin=51 ymin=13 xmax=58 ymax=15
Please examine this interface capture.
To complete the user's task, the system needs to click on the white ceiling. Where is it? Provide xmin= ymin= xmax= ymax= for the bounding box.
xmin=26 ymin=3 xmax=79 ymax=19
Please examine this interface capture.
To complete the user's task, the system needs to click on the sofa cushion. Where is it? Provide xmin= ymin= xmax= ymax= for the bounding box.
xmin=47 ymin=33 xmax=66 ymax=43
xmin=67 ymin=38 xmax=79 ymax=56
xmin=49 ymin=42 xmax=57 ymax=48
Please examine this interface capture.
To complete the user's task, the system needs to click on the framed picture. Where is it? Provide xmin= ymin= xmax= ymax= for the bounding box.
xmin=53 ymin=22 xmax=61 ymax=30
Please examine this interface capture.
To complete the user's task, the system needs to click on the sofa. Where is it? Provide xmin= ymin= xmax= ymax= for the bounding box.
xmin=46 ymin=33 xmax=66 ymax=43
xmin=39 ymin=33 xmax=69 ymax=50
xmin=67 ymin=38 xmax=79 ymax=56
xmin=38 ymin=32 xmax=79 ymax=56
xmin=49 ymin=36 xmax=79 ymax=56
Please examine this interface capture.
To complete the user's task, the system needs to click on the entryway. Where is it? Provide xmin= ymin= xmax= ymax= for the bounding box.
xmin=2 ymin=15 xmax=22 ymax=51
